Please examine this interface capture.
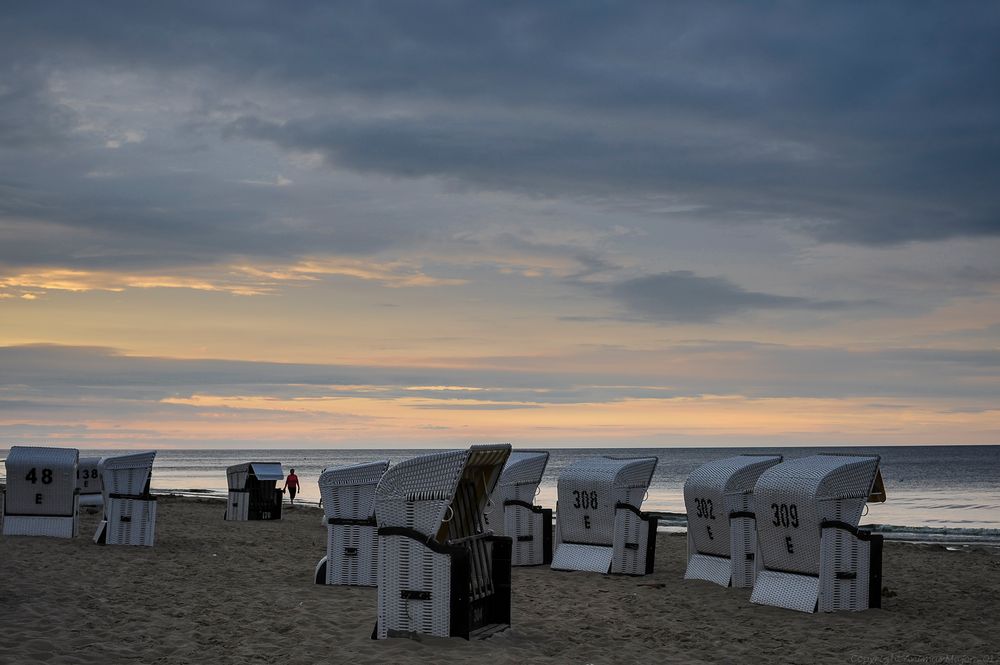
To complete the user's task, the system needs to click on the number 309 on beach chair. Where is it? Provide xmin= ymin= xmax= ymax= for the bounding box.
xmin=750 ymin=454 xmax=886 ymax=612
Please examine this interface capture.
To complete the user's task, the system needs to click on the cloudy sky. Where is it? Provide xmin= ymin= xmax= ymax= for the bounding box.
xmin=1 ymin=2 xmax=998 ymax=449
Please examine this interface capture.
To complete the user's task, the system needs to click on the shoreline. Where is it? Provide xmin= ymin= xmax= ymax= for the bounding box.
xmin=149 ymin=489 xmax=1000 ymax=549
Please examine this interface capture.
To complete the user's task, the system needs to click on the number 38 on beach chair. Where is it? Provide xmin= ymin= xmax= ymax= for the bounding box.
xmin=683 ymin=454 xmax=783 ymax=588
xmin=483 ymin=450 xmax=553 ymax=566
xmin=550 ymin=456 xmax=659 ymax=576
xmin=314 ymin=460 xmax=389 ymax=587
xmin=750 ymin=454 xmax=886 ymax=612
xmin=93 ymin=451 xmax=158 ymax=547
xmin=2 ymin=446 xmax=80 ymax=538
xmin=373 ymin=444 xmax=513 ymax=640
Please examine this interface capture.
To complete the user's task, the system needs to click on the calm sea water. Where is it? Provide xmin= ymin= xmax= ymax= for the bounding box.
xmin=3 ymin=445 xmax=998 ymax=543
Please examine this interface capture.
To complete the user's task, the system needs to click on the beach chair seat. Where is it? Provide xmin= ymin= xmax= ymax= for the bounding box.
xmin=683 ymin=454 xmax=783 ymax=588
xmin=374 ymin=444 xmax=512 ymax=640
xmin=93 ymin=451 xmax=157 ymax=546
xmin=750 ymin=454 xmax=886 ymax=612
xmin=2 ymin=446 xmax=80 ymax=538
xmin=550 ymin=456 xmax=658 ymax=576
xmin=225 ymin=462 xmax=284 ymax=521
xmin=483 ymin=450 xmax=552 ymax=566
xmin=315 ymin=460 xmax=389 ymax=586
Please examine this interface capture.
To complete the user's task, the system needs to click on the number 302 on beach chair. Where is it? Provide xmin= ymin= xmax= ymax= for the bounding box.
xmin=373 ymin=444 xmax=513 ymax=640
xmin=550 ymin=456 xmax=659 ymax=576
xmin=683 ymin=454 xmax=783 ymax=588
xmin=750 ymin=454 xmax=886 ymax=612
xmin=483 ymin=450 xmax=552 ymax=566
xmin=314 ymin=460 xmax=389 ymax=587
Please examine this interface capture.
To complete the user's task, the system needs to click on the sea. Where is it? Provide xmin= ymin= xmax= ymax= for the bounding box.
xmin=2 ymin=445 xmax=998 ymax=546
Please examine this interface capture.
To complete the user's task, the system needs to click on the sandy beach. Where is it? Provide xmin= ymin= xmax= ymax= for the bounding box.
xmin=1 ymin=496 xmax=998 ymax=665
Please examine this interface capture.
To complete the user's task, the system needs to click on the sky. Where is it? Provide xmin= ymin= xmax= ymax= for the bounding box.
xmin=1 ymin=2 xmax=998 ymax=449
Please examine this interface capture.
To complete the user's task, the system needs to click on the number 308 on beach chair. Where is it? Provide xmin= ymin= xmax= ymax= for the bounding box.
xmin=750 ymin=454 xmax=886 ymax=612
xmin=550 ymin=456 xmax=659 ymax=576
xmin=374 ymin=444 xmax=513 ymax=640
xmin=683 ymin=454 xmax=783 ymax=588
xmin=314 ymin=460 xmax=389 ymax=587
xmin=483 ymin=450 xmax=552 ymax=566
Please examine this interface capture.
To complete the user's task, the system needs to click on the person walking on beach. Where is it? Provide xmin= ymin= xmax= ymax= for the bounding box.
xmin=284 ymin=468 xmax=300 ymax=506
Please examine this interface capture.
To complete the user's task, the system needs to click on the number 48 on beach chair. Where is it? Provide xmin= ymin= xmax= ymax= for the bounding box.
xmin=2 ymin=446 xmax=80 ymax=538
xmin=750 ymin=454 xmax=886 ymax=612
xmin=373 ymin=444 xmax=513 ymax=640
xmin=314 ymin=460 xmax=389 ymax=587
xmin=683 ymin=454 xmax=783 ymax=588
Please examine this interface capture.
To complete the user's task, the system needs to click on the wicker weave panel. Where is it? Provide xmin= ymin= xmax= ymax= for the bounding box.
xmin=750 ymin=569 xmax=820 ymax=613
xmin=377 ymin=535 xmax=452 ymax=638
xmin=2 ymin=513 xmax=79 ymax=538
xmin=684 ymin=552 xmax=733 ymax=586
xmin=102 ymin=498 xmax=156 ymax=546
xmin=551 ymin=543 xmax=613 ymax=573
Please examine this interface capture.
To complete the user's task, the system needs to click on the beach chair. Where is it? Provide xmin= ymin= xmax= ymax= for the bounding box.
xmin=93 ymin=451 xmax=157 ymax=546
xmin=750 ymin=454 xmax=886 ymax=612
xmin=315 ymin=460 xmax=389 ymax=587
xmin=225 ymin=462 xmax=284 ymax=521
xmin=550 ymin=456 xmax=658 ymax=576
xmin=483 ymin=450 xmax=552 ymax=566
xmin=374 ymin=444 xmax=512 ymax=640
xmin=77 ymin=456 xmax=104 ymax=508
xmin=2 ymin=446 xmax=79 ymax=538
xmin=683 ymin=454 xmax=783 ymax=588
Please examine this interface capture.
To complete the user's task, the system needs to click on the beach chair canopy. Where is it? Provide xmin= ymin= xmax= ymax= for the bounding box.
xmin=227 ymin=462 xmax=283 ymax=490
xmin=319 ymin=460 xmax=389 ymax=521
xmin=484 ymin=451 xmax=549 ymax=528
xmin=375 ymin=444 xmax=510 ymax=541
xmin=3 ymin=446 xmax=78 ymax=518
xmin=684 ymin=454 xmax=783 ymax=559
xmin=99 ymin=451 xmax=155 ymax=498
xmin=754 ymin=454 xmax=882 ymax=578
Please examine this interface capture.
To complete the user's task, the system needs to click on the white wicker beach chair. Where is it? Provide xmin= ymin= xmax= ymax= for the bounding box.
xmin=750 ymin=454 xmax=886 ymax=612
xmin=315 ymin=460 xmax=389 ymax=587
xmin=483 ymin=450 xmax=552 ymax=566
xmin=683 ymin=454 xmax=783 ymax=588
xmin=2 ymin=446 xmax=80 ymax=538
xmin=374 ymin=444 xmax=512 ymax=640
xmin=93 ymin=451 xmax=157 ymax=547
xmin=224 ymin=462 xmax=284 ymax=521
xmin=77 ymin=456 xmax=104 ymax=508
xmin=550 ymin=456 xmax=658 ymax=576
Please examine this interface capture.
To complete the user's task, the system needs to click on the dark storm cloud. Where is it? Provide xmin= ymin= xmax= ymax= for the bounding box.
xmin=1 ymin=0 xmax=999 ymax=281
xmin=605 ymin=271 xmax=865 ymax=322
